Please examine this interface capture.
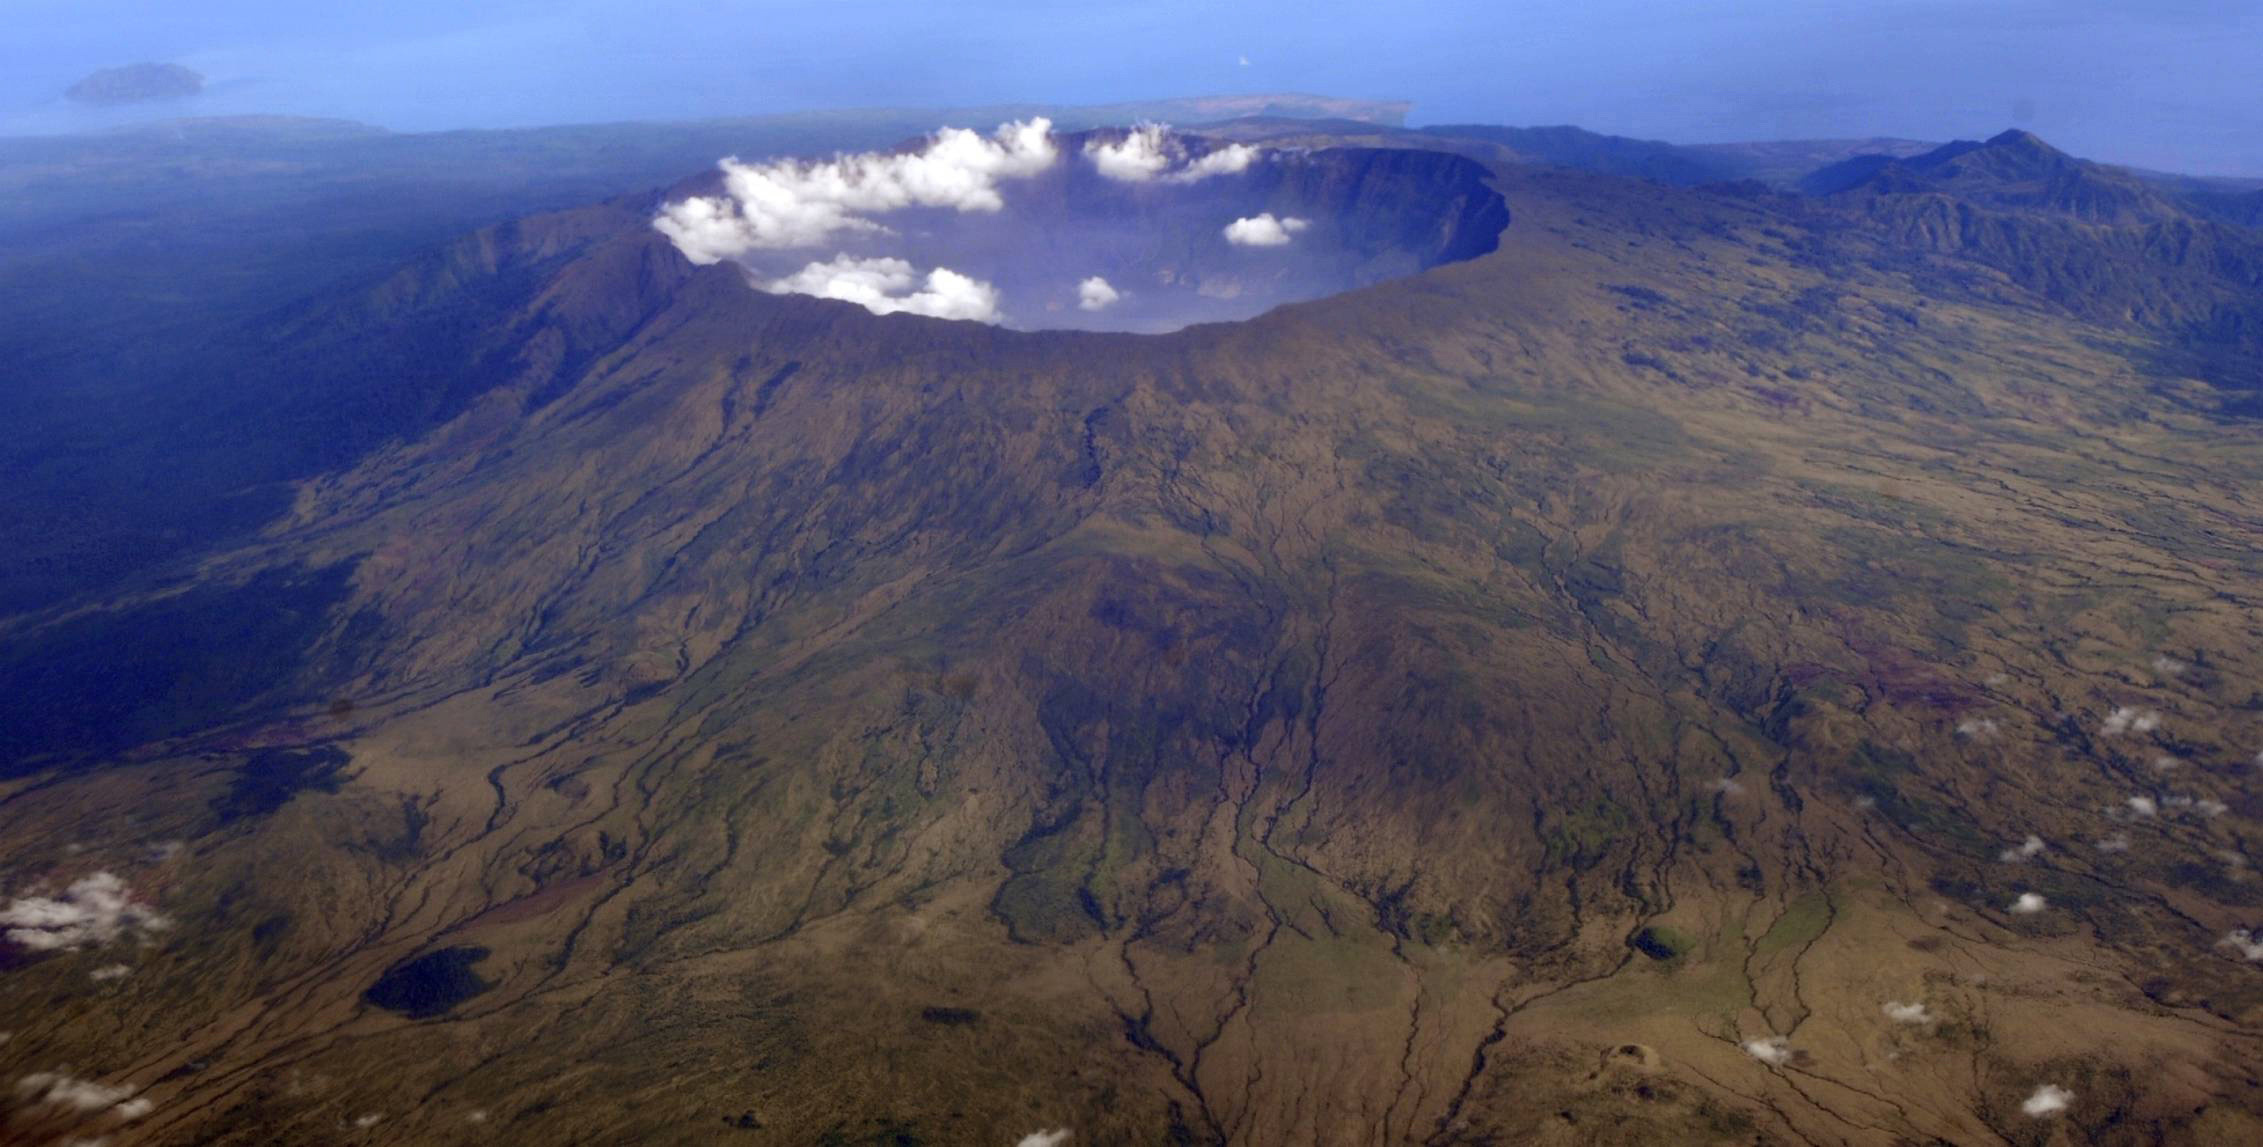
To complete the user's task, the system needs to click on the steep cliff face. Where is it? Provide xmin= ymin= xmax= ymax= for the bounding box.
xmin=5 ymin=139 xmax=2263 ymax=1146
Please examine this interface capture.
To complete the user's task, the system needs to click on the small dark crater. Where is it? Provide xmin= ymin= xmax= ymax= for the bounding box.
xmin=1629 ymin=926 xmax=1686 ymax=961
xmin=363 ymin=945 xmax=494 ymax=1019
xmin=919 ymin=1006 xmax=981 ymax=1026
xmin=721 ymin=1111 xmax=764 ymax=1131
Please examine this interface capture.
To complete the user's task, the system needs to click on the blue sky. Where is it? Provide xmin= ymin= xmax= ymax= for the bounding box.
xmin=3 ymin=0 xmax=2258 ymax=175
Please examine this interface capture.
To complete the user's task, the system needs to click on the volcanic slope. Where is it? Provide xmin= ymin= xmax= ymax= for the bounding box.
xmin=5 ymin=135 xmax=2263 ymax=1146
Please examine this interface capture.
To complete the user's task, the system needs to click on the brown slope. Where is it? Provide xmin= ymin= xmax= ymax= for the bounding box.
xmin=4 ymin=157 xmax=2263 ymax=1147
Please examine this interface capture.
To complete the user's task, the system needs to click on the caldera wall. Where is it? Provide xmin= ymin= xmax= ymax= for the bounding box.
xmin=658 ymin=123 xmax=1509 ymax=332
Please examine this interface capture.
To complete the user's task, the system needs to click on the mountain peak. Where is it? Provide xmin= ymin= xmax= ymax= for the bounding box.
xmin=1807 ymin=123 xmax=2189 ymax=228
xmin=1984 ymin=127 xmax=2059 ymax=155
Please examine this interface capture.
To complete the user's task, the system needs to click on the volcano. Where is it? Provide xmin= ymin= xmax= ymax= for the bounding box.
xmin=3 ymin=120 xmax=2263 ymax=1146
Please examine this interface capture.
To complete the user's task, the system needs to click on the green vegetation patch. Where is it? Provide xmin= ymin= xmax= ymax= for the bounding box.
xmin=1543 ymin=798 xmax=1635 ymax=871
xmin=1755 ymin=891 xmax=1832 ymax=956
xmin=991 ymin=869 xmax=1103 ymax=945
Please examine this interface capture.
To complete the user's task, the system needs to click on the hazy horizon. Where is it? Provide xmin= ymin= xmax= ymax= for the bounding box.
xmin=2 ymin=0 xmax=2258 ymax=177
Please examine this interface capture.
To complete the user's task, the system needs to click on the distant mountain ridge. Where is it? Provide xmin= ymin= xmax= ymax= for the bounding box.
xmin=64 ymin=61 xmax=204 ymax=106
xmin=1795 ymin=128 xmax=2263 ymax=398
xmin=1681 ymin=135 xmax=1941 ymax=187
xmin=1418 ymin=123 xmax=1743 ymax=185
xmin=1805 ymin=129 xmax=2186 ymax=223
xmin=96 ymin=115 xmax=390 ymax=143
xmin=1416 ymin=125 xmax=1945 ymax=190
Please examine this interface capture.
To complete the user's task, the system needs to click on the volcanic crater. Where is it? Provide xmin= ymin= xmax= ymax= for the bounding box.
xmin=656 ymin=124 xmax=1510 ymax=333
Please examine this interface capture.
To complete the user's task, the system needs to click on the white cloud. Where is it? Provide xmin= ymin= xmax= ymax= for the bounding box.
xmin=1084 ymin=125 xmax=1260 ymax=183
xmin=1086 ymin=125 xmax=1174 ymax=182
xmin=1 ymin=873 xmax=169 ymax=952
xmin=1956 ymin=717 xmax=2000 ymax=739
xmin=1077 ymin=276 xmax=1121 ymax=312
xmin=1742 ymin=1036 xmax=1793 ymax=1065
xmin=2009 ymin=892 xmax=2047 ymax=915
xmin=2021 ymin=1083 xmax=2073 ymax=1117
xmin=88 ymin=964 xmax=131 ymax=983
xmin=1707 ymin=777 xmax=1744 ymax=796
xmin=1998 ymin=835 xmax=2045 ymax=863
xmin=764 ymin=255 xmax=1002 ymax=323
xmin=2148 ymin=794 xmax=2227 ymax=818
xmin=1882 ymin=1001 xmax=1935 ymax=1024
xmin=1179 ymin=147 xmax=1260 ymax=181
xmin=1238 ymin=54 xmax=1252 ymax=67
xmin=1223 ymin=213 xmax=1310 ymax=247
xmin=14 ymin=1072 xmax=150 ymax=1120
xmin=2221 ymin=929 xmax=2263 ymax=961
xmin=2095 ymin=833 xmax=2132 ymax=853
xmin=1016 ymin=1131 xmax=1071 ymax=1147
xmin=2153 ymin=655 xmax=2188 ymax=677
xmin=654 ymin=119 xmax=1059 ymax=263
xmin=2101 ymin=706 xmax=2161 ymax=736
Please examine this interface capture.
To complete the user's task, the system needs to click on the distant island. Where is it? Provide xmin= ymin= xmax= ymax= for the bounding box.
xmin=65 ymin=62 xmax=204 ymax=106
